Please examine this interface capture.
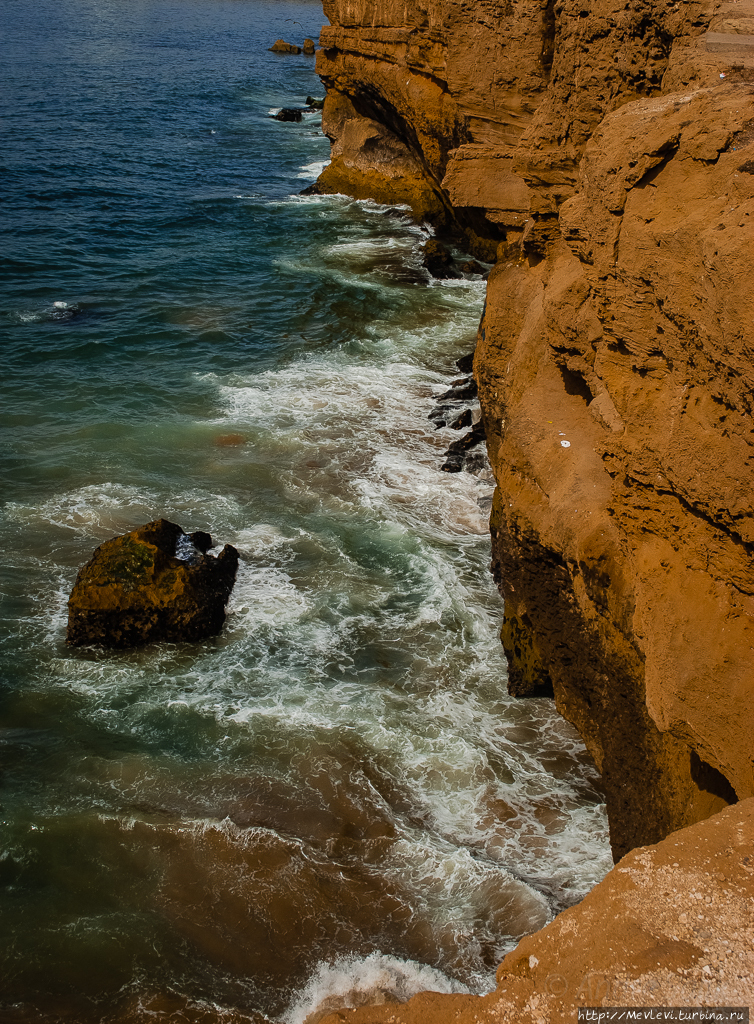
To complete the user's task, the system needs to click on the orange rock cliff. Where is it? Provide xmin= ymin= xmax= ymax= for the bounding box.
xmin=313 ymin=0 xmax=754 ymax=862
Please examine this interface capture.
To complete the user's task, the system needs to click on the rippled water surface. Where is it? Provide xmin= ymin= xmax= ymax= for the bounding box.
xmin=0 ymin=1 xmax=612 ymax=1020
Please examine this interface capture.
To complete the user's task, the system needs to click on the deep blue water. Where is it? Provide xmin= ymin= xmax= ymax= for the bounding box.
xmin=0 ymin=2 xmax=611 ymax=1021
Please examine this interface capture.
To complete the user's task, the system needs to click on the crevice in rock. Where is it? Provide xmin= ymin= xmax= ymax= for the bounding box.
xmin=621 ymin=477 xmax=754 ymax=576
xmin=540 ymin=0 xmax=557 ymax=82
xmin=690 ymin=750 xmax=739 ymax=806
xmin=557 ymin=363 xmax=594 ymax=404
xmin=633 ymin=146 xmax=679 ymax=191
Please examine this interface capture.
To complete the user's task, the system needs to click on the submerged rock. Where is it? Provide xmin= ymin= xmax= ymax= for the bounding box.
xmin=306 ymin=95 xmax=324 ymax=109
xmin=66 ymin=519 xmax=239 ymax=649
xmin=214 ymin=432 xmax=246 ymax=446
xmin=268 ymin=39 xmax=301 ymax=54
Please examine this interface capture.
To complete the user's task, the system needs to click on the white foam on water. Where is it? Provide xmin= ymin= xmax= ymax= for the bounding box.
xmin=1 ymin=192 xmax=611 ymax=1009
xmin=284 ymin=952 xmax=470 ymax=1024
xmin=207 ymin=353 xmax=493 ymax=546
xmin=324 ymin=236 xmax=416 ymax=258
xmin=225 ymin=561 xmax=309 ymax=631
xmin=12 ymin=300 xmax=80 ymax=323
xmin=231 ymin=523 xmax=296 ymax=556
xmin=3 ymin=482 xmax=244 ymax=541
xmin=4 ymin=482 xmax=160 ymax=537
xmin=275 ymin=194 xmax=419 ymax=225
xmin=297 ymin=159 xmax=329 ymax=179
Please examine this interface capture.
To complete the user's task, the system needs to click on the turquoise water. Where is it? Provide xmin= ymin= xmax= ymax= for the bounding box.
xmin=0 ymin=1 xmax=611 ymax=1021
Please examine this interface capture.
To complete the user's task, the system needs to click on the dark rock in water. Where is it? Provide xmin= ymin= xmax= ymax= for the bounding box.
xmin=190 ymin=530 xmax=213 ymax=554
xmin=445 ymin=422 xmax=486 ymax=456
xmin=449 ymin=408 xmax=472 ymax=430
xmin=461 ymin=450 xmax=488 ymax=475
xmin=427 ymin=378 xmax=477 ymax=427
xmin=460 ymin=259 xmax=487 ymax=276
xmin=274 ymin=108 xmax=303 ymax=123
xmin=455 ymin=351 xmax=475 ymax=374
xmin=428 ymin=404 xmax=456 ymax=428
xmin=300 ymin=182 xmax=320 ymax=196
xmin=268 ymin=39 xmax=302 ymax=54
xmin=441 ymin=423 xmax=487 ymax=472
xmin=303 ymin=39 xmax=316 ymax=56
xmin=436 ymin=379 xmax=478 ymax=403
xmin=66 ymin=519 xmax=239 ymax=649
xmin=306 ymin=95 xmax=324 ymax=109
xmin=422 ymin=239 xmax=461 ymax=279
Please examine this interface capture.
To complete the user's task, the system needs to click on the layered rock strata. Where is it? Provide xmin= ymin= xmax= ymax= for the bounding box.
xmin=315 ymin=0 xmax=754 ymax=858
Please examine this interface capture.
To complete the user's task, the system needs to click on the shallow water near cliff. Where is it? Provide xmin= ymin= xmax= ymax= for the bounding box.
xmin=1 ymin=0 xmax=612 ymax=1020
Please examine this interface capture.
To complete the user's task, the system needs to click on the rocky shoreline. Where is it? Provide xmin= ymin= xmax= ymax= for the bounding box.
xmin=305 ymin=0 xmax=754 ymax=1016
xmin=314 ymin=800 xmax=754 ymax=1023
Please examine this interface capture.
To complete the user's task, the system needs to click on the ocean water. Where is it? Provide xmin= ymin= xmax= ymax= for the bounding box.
xmin=0 ymin=1 xmax=612 ymax=1021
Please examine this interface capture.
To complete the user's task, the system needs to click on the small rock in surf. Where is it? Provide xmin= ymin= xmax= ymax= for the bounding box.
xmin=274 ymin=108 xmax=304 ymax=122
xmin=455 ymin=351 xmax=475 ymax=374
xmin=460 ymin=260 xmax=487 ymax=276
xmin=268 ymin=39 xmax=301 ymax=54
xmin=422 ymin=239 xmax=461 ymax=280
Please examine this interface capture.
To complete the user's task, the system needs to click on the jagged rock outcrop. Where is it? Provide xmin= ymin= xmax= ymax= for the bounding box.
xmin=316 ymin=799 xmax=754 ymax=1024
xmin=315 ymin=0 xmax=754 ymax=860
xmin=67 ymin=519 xmax=238 ymax=648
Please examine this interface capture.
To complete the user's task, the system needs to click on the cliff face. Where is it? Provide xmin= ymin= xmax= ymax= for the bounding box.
xmin=315 ymin=0 xmax=754 ymax=858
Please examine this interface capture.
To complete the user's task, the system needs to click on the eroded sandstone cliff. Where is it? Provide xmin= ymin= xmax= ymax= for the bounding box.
xmin=314 ymin=0 xmax=754 ymax=861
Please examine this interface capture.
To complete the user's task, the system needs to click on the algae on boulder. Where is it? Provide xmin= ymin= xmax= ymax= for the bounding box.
xmin=66 ymin=519 xmax=239 ymax=649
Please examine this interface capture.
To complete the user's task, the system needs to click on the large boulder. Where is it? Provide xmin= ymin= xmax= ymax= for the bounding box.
xmin=66 ymin=519 xmax=239 ymax=649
